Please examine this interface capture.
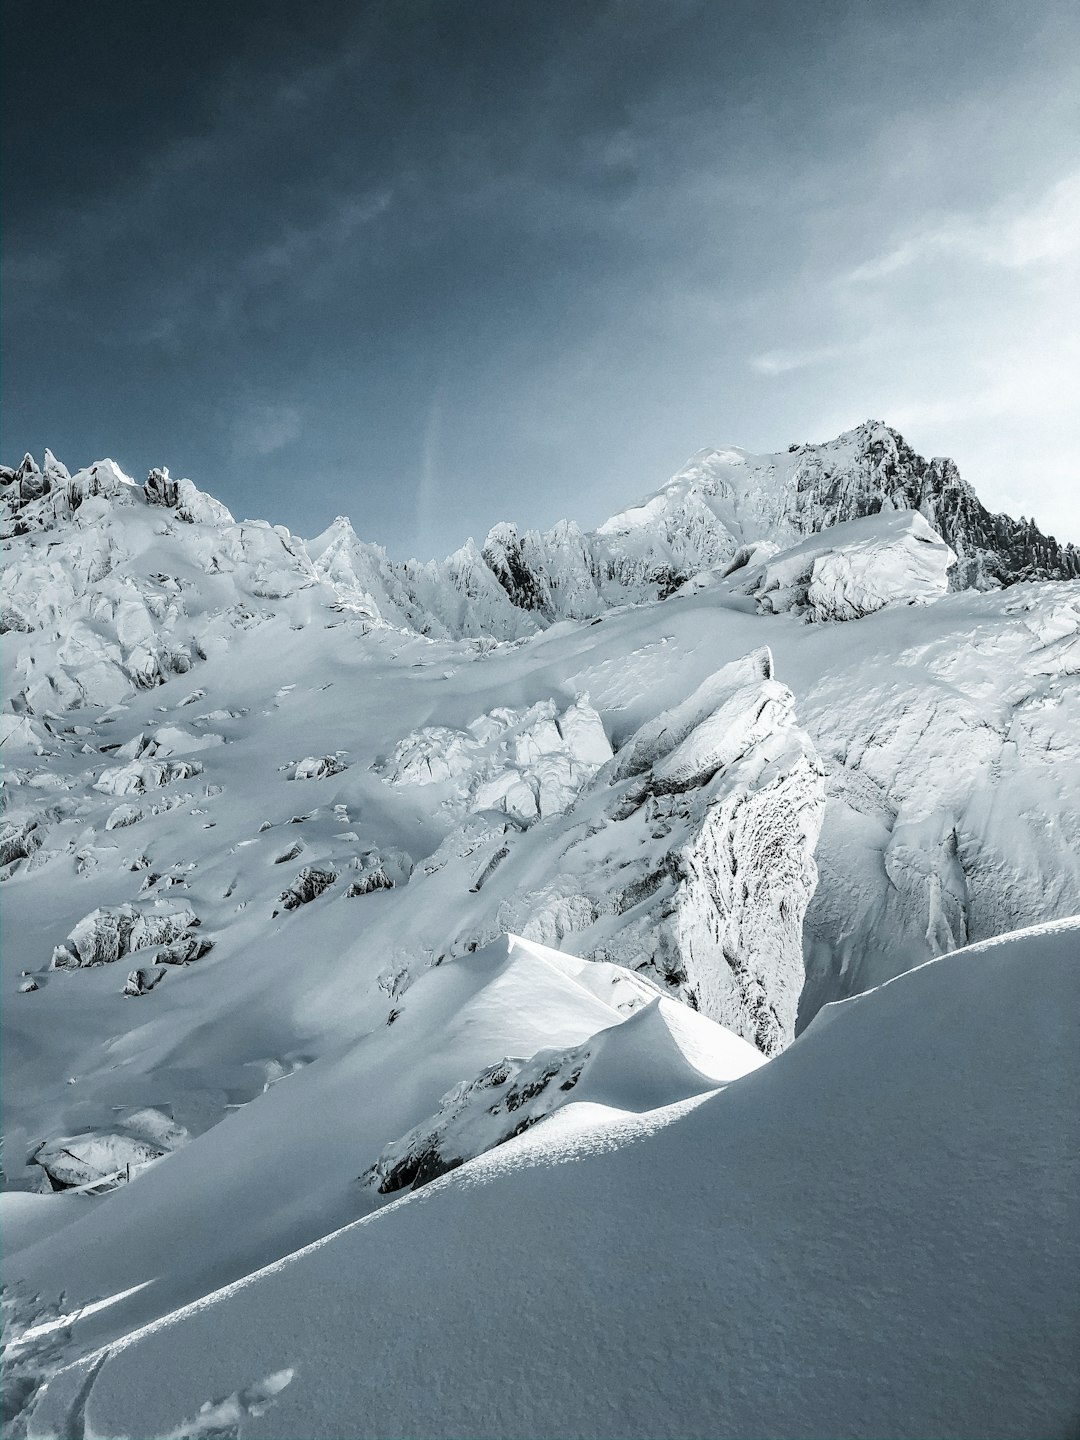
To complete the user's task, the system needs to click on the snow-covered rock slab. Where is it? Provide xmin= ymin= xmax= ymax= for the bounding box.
xmin=50 ymin=902 xmax=200 ymax=969
xmin=734 ymin=509 xmax=955 ymax=620
xmin=375 ymin=696 xmax=613 ymax=825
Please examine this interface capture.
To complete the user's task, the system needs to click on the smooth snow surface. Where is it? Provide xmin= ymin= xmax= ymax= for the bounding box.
xmin=19 ymin=919 xmax=1080 ymax=1439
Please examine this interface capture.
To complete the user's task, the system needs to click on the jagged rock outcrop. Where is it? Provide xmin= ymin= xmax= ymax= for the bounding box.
xmin=1 ymin=456 xmax=316 ymax=714
xmin=276 ymin=866 xmax=337 ymax=912
xmin=344 ymin=848 xmax=413 ymax=897
xmin=0 ymin=815 xmax=44 ymax=869
xmin=471 ymin=421 xmax=1079 ymax=622
xmin=364 ymin=1043 xmax=590 ymax=1193
xmin=50 ymin=902 xmax=200 ymax=969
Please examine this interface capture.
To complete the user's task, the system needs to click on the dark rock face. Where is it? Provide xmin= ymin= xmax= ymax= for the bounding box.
xmin=277 ymin=866 xmax=337 ymax=911
xmin=481 ymin=524 xmax=550 ymax=614
xmin=821 ymin=428 xmax=1080 ymax=588
xmin=143 ymin=468 xmax=180 ymax=508
xmin=363 ymin=1047 xmax=588 ymax=1196
xmin=0 ymin=817 xmax=44 ymax=870
xmin=345 ymin=868 xmax=395 ymax=897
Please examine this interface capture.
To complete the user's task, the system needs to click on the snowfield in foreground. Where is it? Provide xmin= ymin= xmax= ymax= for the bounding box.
xmin=12 ymin=919 xmax=1080 ymax=1439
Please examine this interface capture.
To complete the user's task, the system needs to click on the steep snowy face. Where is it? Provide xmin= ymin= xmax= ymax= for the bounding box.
xmin=608 ymin=421 xmax=1080 ymax=592
xmin=433 ymin=649 xmax=828 ymax=1054
xmin=476 ymin=421 xmax=1078 ymax=623
xmin=797 ymin=580 xmax=1080 ymax=1019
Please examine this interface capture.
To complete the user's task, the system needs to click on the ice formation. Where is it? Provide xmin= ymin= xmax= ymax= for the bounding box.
xmin=2 ymin=426 xmax=1078 ymax=1439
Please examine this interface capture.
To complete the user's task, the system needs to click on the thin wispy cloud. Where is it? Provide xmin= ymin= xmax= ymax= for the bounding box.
xmin=231 ymin=401 xmax=304 ymax=459
xmin=847 ymin=169 xmax=1080 ymax=282
xmin=750 ymin=346 xmax=846 ymax=378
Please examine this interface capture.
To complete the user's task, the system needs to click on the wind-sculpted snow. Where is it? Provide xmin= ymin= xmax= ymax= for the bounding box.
xmin=733 ymin=509 xmax=955 ymax=620
xmin=20 ymin=921 xmax=1080 ymax=1440
xmin=363 ymin=968 xmax=766 ymax=1195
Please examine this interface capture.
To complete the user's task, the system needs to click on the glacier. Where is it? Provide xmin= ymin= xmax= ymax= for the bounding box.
xmin=2 ymin=423 xmax=1078 ymax=1438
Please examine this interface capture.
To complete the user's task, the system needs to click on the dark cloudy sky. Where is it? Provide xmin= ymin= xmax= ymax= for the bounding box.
xmin=4 ymin=0 xmax=1078 ymax=556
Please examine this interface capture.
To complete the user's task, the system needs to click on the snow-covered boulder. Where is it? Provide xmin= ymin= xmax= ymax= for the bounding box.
xmin=93 ymin=757 xmax=204 ymax=796
xmin=32 ymin=1132 xmax=167 ymax=1191
xmin=288 ymin=755 xmax=348 ymax=781
xmin=736 ymin=510 xmax=955 ymax=620
xmin=376 ymin=696 xmax=613 ymax=826
xmin=123 ymin=965 xmax=168 ymax=997
xmin=50 ymin=902 xmax=200 ymax=969
xmin=276 ymin=866 xmax=337 ymax=912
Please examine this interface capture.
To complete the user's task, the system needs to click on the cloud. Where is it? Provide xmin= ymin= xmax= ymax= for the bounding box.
xmin=240 ymin=191 xmax=393 ymax=287
xmin=230 ymin=402 xmax=304 ymax=458
xmin=847 ymin=169 xmax=1080 ymax=282
xmin=749 ymin=345 xmax=845 ymax=377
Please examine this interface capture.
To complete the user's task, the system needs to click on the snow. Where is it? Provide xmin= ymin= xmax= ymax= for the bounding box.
xmin=736 ymin=509 xmax=955 ymax=620
xmin=2 ymin=436 xmax=1079 ymax=1437
xmin=20 ymin=918 xmax=1080 ymax=1439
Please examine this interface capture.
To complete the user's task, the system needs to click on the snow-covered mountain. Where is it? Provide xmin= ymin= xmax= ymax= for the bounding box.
xmin=2 ymin=427 xmax=1078 ymax=1437
xmin=302 ymin=419 xmax=1079 ymax=632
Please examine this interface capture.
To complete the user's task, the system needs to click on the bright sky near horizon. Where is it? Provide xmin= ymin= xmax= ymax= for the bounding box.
xmin=3 ymin=0 xmax=1078 ymax=556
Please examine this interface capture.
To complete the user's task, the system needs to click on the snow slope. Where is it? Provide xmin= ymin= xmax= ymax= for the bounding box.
xmin=18 ymin=918 xmax=1080 ymax=1440
xmin=3 ymin=432 xmax=1079 ymax=1437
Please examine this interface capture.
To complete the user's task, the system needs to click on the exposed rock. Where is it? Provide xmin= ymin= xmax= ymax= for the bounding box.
xmin=123 ymin=965 xmax=168 ymax=996
xmin=289 ymin=755 xmax=348 ymax=781
xmin=105 ymin=803 xmax=143 ymax=830
xmin=277 ymin=866 xmax=337 ymax=912
xmin=344 ymin=849 xmax=412 ymax=897
xmin=0 ymin=816 xmax=44 ymax=868
xmin=364 ymin=1044 xmax=589 ymax=1194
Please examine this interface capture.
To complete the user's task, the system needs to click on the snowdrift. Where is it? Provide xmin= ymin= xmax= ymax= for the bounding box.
xmin=19 ymin=918 xmax=1080 ymax=1439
